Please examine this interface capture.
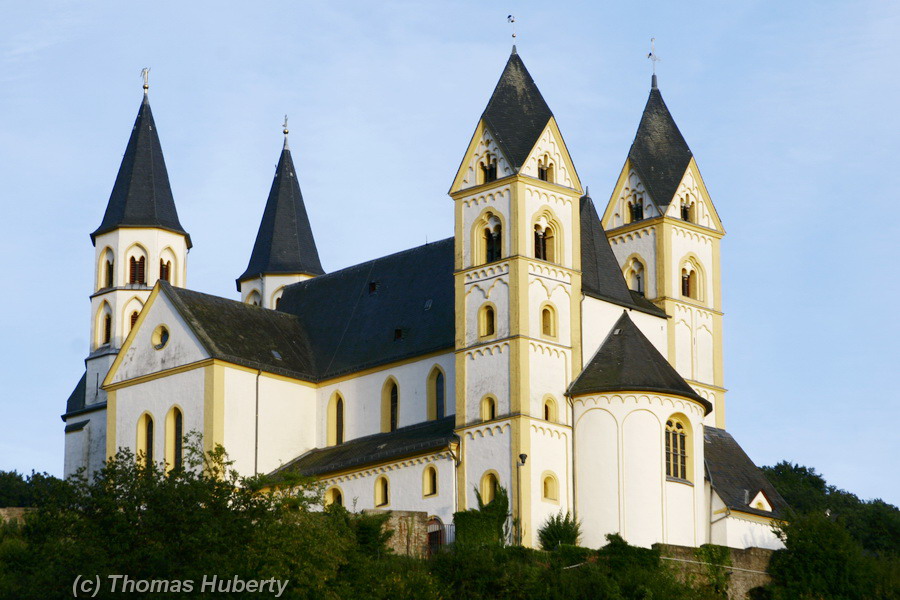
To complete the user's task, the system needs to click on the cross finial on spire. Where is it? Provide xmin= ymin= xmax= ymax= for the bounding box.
xmin=141 ymin=67 xmax=150 ymax=93
xmin=282 ymin=114 xmax=290 ymax=150
xmin=507 ymin=15 xmax=517 ymax=51
xmin=647 ymin=38 xmax=661 ymax=88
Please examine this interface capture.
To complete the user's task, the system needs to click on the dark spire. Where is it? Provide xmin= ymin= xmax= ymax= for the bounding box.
xmin=627 ymin=82 xmax=693 ymax=210
xmin=481 ymin=49 xmax=553 ymax=170
xmin=236 ymin=142 xmax=324 ymax=289
xmin=568 ymin=312 xmax=712 ymax=413
xmin=579 ymin=194 xmax=638 ymax=307
xmin=91 ymin=93 xmax=191 ymax=247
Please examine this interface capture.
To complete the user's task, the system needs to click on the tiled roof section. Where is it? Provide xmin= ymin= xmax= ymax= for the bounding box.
xmin=704 ymin=426 xmax=789 ymax=518
xmin=277 ymin=238 xmax=455 ymax=380
xmin=569 ymin=312 xmax=712 ymax=413
xmin=481 ymin=47 xmax=553 ymax=170
xmin=92 ymin=94 xmax=191 ymax=247
xmin=65 ymin=372 xmax=87 ymax=414
xmin=579 ymin=194 xmax=666 ymax=317
xmin=162 ymin=282 xmax=318 ymax=380
xmin=236 ymin=143 xmax=324 ymax=287
xmin=272 ymin=416 xmax=456 ymax=478
xmin=628 ymin=83 xmax=693 ymax=209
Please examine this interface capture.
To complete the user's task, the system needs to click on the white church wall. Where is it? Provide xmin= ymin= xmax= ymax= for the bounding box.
xmin=316 ymin=352 xmax=456 ymax=446
xmin=528 ymin=343 xmax=569 ymax=423
xmin=322 ymin=453 xmax=456 ymax=524
xmin=461 ymin=422 xmax=512 ymax=509
xmin=528 ymin=275 xmax=572 ymax=347
xmin=670 ymin=225 xmax=714 ymax=307
xmin=109 ymin=294 xmax=209 ymax=385
xmin=528 ymin=422 xmax=571 ymax=539
xmin=239 ymin=273 xmax=313 ymax=309
xmin=113 ymin=368 xmax=205 ymax=465
xmin=606 ymin=170 xmax=659 ymax=231
xmin=520 ymin=126 xmax=577 ymax=190
xmin=523 ymin=183 xmax=575 ymax=268
xmin=573 ymin=393 xmax=706 ymax=549
xmin=465 ymin=274 xmax=510 ymax=347
xmin=64 ymin=413 xmax=107 ymax=478
xmin=457 ymin=131 xmax=513 ymax=192
xmin=709 ymin=492 xmax=784 ymax=550
xmin=580 ymin=298 xmax=667 ymax=367
xmin=463 ymin=343 xmax=510 ymax=423
xmin=607 ymin=225 xmax=657 ymax=300
xmin=220 ymin=368 xmax=317 ymax=476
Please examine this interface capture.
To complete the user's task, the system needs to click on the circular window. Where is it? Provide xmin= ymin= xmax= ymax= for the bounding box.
xmin=151 ymin=325 xmax=170 ymax=350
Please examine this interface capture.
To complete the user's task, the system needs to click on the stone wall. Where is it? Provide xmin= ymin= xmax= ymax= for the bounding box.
xmin=363 ymin=510 xmax=429 ymax=558
xmin=657 ymin=543 xmax=774 ymax=600
xmin=0 ymin=507 xmax=34 ymax=524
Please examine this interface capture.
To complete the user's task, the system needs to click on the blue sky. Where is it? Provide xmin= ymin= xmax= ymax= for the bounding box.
xmin=1 ymin=1 xmax=897 ymax=503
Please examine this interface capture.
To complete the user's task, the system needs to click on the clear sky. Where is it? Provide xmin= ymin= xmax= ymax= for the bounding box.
xmin=1 ymin=1 xmax=897 ymax=503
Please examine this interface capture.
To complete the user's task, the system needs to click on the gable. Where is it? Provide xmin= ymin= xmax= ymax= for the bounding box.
xmin=519 ymin=118 xmax=581 ymax=191
xmin=450 ymin=121 xmax=514 ymax=193
xmin=106 ymin=286 xmax=210 ymax=386
xmin=601 ymin=161 xmax=661 ymax=229
xmin=750 ymin=490 xmax=773 ymax=513
xmin=661 ymin=159 xmax=724 ymax=232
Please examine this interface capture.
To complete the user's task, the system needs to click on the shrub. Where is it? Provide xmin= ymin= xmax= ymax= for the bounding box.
xmin=538 ymin=511 xmax=581 ymax=550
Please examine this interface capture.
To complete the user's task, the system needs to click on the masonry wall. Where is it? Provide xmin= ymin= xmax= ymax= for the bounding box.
xmin=657 ymin=543 xmax=774 ymax=600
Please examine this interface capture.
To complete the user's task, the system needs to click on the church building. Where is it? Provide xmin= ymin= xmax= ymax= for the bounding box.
xmin=62 ymin=47 xmax=787 ymax=550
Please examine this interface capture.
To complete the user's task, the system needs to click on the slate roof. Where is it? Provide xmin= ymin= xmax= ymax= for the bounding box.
xmin=580 ymin=194 xmax=666 ymax=317
xmin=277 ymin=238 xmax=456 ymax=380
xmin=272 ymin=416 xmax=457 ymax=478
xmin=92 ymin=93 xmax=191 ymax=247
xmin=65 ymin=372 xmax=87 ymax=414
xmin=237 ymin=141 xmax=324 ymax=287
xmin=162 ymin=282 xmax=318 ymax=380
xmin=627 ymin=79 xmax=693 ymax=209
xmin=569 ymin=312 xmax=712 ymax=413
xmin=705 ymin=426 xmax=789 ymax=518
xmin=481 ymin=47 xmax=554 ymax=170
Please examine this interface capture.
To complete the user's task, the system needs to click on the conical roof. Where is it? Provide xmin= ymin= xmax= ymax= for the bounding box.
xmin=627 ymin=79 xmax=693 ymax=209
xmin=237 ymin=141 xmax=324 ymax=286
xmin=91 ymin=93 xmax=191 ymax=247
xmin=481 ymin=47 xmax=553 ymax=170
xmin=569 ymin=312 xmax=711 ymax=413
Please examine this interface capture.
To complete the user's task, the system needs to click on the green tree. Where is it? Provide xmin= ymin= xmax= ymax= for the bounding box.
xmin=537 ymin=511 xmax=581 ymax=550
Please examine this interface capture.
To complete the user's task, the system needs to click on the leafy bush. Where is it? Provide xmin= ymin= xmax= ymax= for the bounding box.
xmin=453 ymin=485 xmax=511 ymax=548
xmin=538 ymin=510 xmax=581 ymax=550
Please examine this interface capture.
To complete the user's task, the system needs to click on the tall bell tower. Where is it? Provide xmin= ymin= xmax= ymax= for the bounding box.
xmin=449 ymin=47 xmax=584 ymax=545
xmin=63 ymin=74 xmax=191 ymax=477
xmin=601 ymin=74 xmax=727 ymax=427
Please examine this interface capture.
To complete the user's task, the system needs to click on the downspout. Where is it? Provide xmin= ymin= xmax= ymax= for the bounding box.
xmin=450 ymin=432 xmax=462 ymax=515
xmin=254 ymin=368 xmax=261 ymax=475
xmin=567 ymin=393 xmax=576 ymax=519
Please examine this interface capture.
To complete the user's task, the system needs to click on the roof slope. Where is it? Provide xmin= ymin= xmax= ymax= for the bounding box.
xmin=162 ymin=282 xmax=318 ymax=379
xmin=272 ymin=416 xmax=456 ymax=477
xmin=569 ymin=312 xmax=711 ymax=413
xmin=237 ymin=142 xmax=324 ymax=286
xmin=65 ymin=372 xmax=87 ymax=414
xmin=705 ymin=426 xmax=789 ymax=518
xmin=481 ymin=47 xmax=553 ymax=170
xmin=580 ymin=194 xmax=665 ymax=316
xmin=278 ymin=238 xmax=456 ymax=380
xmin=628 ymin=81 xmax=693 ymax=209
xmin=92 ymin=94 xmax=191 ymax=247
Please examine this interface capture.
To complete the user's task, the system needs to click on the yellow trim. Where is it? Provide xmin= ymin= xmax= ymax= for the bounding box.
xmin=539 ymin=117 xmax=583 ymax=193
xmin=325 ymin=486 xmax=344 ymax=507
xmin=477 ymin=301 xmax=498 ymax=339
xmin=729 ymin=509 xmax=781 ymax=525
xmin=104 ymin=358 xmax=212 ymax=391
xmin=326 ymin=392 xmax=343 ymax=446
xmin=105 ymin=390 xmax=117 ymax=460
xmin=203 ymin=363 xmax=224 ymax=453
xmin=469 ymin=207 xmax=508 ymax=269
xmin=374 ymin=475 xmax=390 ymax=507
xmin=317 ymin=348 xmax=450 ymax=387
xmin=422 ymin=464 xmax=439 ymax=498
xmin=102 ymin=283 xmax=162 ymax=387
xmin=449 ymin=120 xmax=486 ymax=194
xmin=600 ymin=158 xmax=634 ymax=227
xmin=314 ymin=447 xmax=456 ymax=482
xmin=380 ymin=376 xmax=400 ymax=433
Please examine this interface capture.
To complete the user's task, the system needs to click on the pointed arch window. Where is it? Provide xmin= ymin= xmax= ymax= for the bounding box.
xmin=428 ymin=368 xmax=446 ymax=421
xmin=159 ymin=260 xmax=171 ymax=283
xmin=165 ymin=407 xmax=183 ymax=471
xmin=665 ymin=418 xmax=688 ymax=481
xmin=103 ymin=314 xmax=112 ymax=345
xmin=137 ymin=413 xmax=154 ymax=465
xmin=129 ymin=256 xmax=146 ymax=285
xmin=381 ymin=380 xmax=399 ymax=433
xmin=389 ymin=385 xmax=398 ymax=432
xmin=336 ymin=397 xmax=344 ymax=444
xmin=105 ymin=257 xmax=114 ymax=288
xmin=627 ymin=258 xmax=645 ymax=295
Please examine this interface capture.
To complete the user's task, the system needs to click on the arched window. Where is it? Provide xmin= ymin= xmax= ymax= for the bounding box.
xmin=381 ymin=380 xmax=399 ymax=433
xmin=479 ymin=153 xmax=498 ymax=184
xmin=427 ymin=368 xmax=446 ymax=421
xmin=541 ymin=305 xmax=556 ymax=338
xmin=103 ymin=313 xmax=112 ymax=345
xmin=165 ymin=407 xmax=183 ymax=471
xmin=137 ymin=413 xmax=154 ymax=465
xmin=479 ymin=305 xmax=496 ymax=338
xmin=246 ymin=290 xmax=261 ymax=306
xmin=480 ymin=472 xmax=500 ymax=505
xmin=628 ymin=197 xmax=644 ymax=222
xmin=483 ymin=226 xmax=502 ymax=262
xmin=375 ymin=476 xmax=390 ymax=507
xmin=680 ymin=202 xmax=694 ymax=222
xmin=328 ymin=393 xmax=345 ymax=446
xmin=129 ymin=256 xmax=146 ymax=285
xmin=423 ymin=465 xmax=438 ymax=497
xmin=681 ymin=267 xmax=697 ymax=299
xmin=534 ymin=225 xmax=556 ymax=263
xmin=543 ymin=397 xmax=558 ymax=422
xmin=542 ymin=473 xmax=559 ymax=501
xmin=159 ymin=259 xmax=171 ymax=282
xmin=626 ymin=258 xmax=645 ymax=295
xmin=325 ymin=487 xmax=343 ymax=507
xmin=130 ymin=311 xmax=140 ymax=330
xmin=537 ymin=156 xmax=555 ymax=183
xmin=481 ymin=396 xmax=497 ymax=422
xmin=104 ymin=253 xmax=114 ymax=289
xmin=665 ymin=418 xmax=689 ymax=481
